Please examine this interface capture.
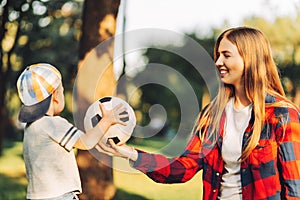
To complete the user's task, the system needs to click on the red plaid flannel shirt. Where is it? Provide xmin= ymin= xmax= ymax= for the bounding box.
xmin=133 ymin=94 xmax=300 ymax=200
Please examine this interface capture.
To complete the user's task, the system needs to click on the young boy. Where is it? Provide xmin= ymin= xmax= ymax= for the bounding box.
xmin=16 ymin=63 xmax=127 ymax=200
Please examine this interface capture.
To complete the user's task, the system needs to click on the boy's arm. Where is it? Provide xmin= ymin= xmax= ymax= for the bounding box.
xmin=74 ymin=103 xmax=127 ymax=150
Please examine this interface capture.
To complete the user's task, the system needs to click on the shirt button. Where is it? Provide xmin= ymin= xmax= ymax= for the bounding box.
xmin=213 ymin=189 xmax=216 ymax=193
xmin=242 ymin=169 xmax=246 ymax=173
xmin=216 ymin=172 xmax=220 ymax=176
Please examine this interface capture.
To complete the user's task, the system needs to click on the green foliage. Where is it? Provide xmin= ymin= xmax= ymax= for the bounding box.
xmin=135 ymin=35 xmax=215 ymax=138
xmin=244 ymin=14 xmax=300 ymax=66
xmin=14 ymin=0 xmax=83 ymax=87
xmin=0 ymin=0 xmax=83 ymax=142
xmin=243 ymin=13 xmax=300 ymax=98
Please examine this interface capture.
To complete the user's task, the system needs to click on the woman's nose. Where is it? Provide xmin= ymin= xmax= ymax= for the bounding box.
xmin=215 ymin=57 xmax=224 ymax=67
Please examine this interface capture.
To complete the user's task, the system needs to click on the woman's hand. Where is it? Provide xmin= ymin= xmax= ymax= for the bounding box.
xmin=96 ymin=139 xmax=138 ymax=161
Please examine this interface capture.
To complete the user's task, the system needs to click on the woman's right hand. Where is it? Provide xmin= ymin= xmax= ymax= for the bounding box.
xmin=96 ymin=139 xmax=138 ymax=161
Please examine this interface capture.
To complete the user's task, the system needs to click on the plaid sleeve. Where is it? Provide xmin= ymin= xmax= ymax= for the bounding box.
xmin=277 ymin=106 xmax=300 ymax=198
xmin=132 ymin=133 xmax=203 ymax=183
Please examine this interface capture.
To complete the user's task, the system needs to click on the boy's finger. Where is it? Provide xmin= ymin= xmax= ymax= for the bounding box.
xmin=98 ymin=102 xmax=105 ymax=112
xmin=119 ymin=112 xmax=129 ymax=118
xmin=117 ymin=120 xmax=127 ymax=126
xmin=113 ymin=103 xmax=123 ymax=111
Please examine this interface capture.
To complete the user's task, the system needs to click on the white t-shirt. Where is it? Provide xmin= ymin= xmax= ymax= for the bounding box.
xmin=23 ymin=115 xmax=84 ymax=199
xmin=219 ymin=98 xmax=252 ymax=200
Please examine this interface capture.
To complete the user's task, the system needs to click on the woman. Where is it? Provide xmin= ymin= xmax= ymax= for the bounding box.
xmin=99 ymin=27 xmax=300 ymax=200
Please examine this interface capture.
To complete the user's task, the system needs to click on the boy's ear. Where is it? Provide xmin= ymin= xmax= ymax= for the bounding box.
xmin=52 ymin=90 xmax=59 ymax=103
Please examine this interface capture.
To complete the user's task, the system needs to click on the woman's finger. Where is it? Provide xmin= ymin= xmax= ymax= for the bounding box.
xmin=95 ymin=144 xmax=115 ymax=156
xmin=108 ymin=139 xmax=119 ymax=149
xmin=97 ymin=141 xmax=118 ymax=155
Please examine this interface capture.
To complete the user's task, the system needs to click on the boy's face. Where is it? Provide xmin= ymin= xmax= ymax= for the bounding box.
xmin=54 ymin=83 xmax=65 ymax=115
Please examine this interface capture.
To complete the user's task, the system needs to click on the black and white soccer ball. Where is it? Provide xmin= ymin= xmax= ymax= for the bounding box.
xmin=84 ymin=96 xmax=136 ymax=145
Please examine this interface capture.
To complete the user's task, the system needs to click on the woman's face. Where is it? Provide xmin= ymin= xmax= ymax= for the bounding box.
xmin=215 ymin=38 xmax=245 ymax=89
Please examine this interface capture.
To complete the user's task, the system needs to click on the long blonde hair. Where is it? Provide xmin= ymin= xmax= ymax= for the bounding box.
xmin=196 ymin=27 xmax=285 ymax=160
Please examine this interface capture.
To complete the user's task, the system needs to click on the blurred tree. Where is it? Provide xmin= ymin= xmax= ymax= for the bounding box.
xmin=0 ymin=0 xmax=21 ymax=155
xmin=74 ymin=0 xmax=121 ymax=199
xmin=0 ymin=0 xmax=82 ymax=152
xmin=244 ymin=12 xmax=300 ymax=106
xmin=137 ymin=34 xmax=215 ymax=140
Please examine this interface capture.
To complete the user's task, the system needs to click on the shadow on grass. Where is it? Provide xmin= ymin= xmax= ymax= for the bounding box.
xmin=114 ymin=188 xmax=148 ymax=200
xmin=2 ymin=139 xmax=16 ymax=152
xmin=0 ymin=173 xmax=147 ymax=200
xmin=0 ymin=173 xmax=27 ymax=200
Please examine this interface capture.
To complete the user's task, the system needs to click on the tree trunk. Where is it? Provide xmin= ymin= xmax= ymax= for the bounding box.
xmin=75 ymin=0 xmax=120 ymax=199
xmin=0 ymin=0 xmax=25 ymax=154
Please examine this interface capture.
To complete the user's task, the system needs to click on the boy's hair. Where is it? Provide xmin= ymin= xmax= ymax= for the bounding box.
xmin=17 ymin=63 xmax=62 ymax=123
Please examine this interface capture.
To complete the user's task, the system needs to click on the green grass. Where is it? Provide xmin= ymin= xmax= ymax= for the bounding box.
xmin=0 ymin=140 xmax=27 ymax=200
xmin=113 ymin=159 xmax=202 ymax=200
xmin=0 ymin=138 xmax=203 ymax=200
xmin=0 ymin=174 xmax=27 ymax=200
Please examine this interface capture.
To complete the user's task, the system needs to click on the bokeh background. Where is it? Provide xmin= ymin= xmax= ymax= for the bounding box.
xmin=1 ymin=0 xmax=300 ymax=199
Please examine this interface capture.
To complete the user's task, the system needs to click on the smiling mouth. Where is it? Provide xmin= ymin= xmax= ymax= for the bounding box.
xmin=219 ymin=70 xmax=228 ymax=76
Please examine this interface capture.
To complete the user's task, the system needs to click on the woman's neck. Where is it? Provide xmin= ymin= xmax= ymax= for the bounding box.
xmin=233 ymin=88 xmax=251 ymax=110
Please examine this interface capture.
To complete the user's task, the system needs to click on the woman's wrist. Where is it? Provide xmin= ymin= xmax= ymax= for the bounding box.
xmin=128 ymin=147 xmax=138 ymax=161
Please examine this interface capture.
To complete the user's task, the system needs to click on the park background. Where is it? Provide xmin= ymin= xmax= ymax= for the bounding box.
xmin=1 ymin=0 xmax=300 ymax=199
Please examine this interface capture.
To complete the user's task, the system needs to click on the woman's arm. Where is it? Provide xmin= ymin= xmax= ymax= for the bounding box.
xmin=276 ymin=106 xmax=300 ymax=199
xmin=98 ymin=132 xmax=203 ymax=183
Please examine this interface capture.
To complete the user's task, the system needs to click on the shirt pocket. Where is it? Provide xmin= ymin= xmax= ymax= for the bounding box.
xmin=250 ymin=140 xmax=277 ymax=172
xmin=249 ymin=140 xmax=280 ymax=194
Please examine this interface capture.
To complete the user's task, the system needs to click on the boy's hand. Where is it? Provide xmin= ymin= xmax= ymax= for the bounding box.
xmin=99 ymin=102 xmax=128 ymax=126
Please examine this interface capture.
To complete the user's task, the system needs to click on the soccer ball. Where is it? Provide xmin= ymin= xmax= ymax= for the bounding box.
xmin=84 ymin=96 xmax=136 ymax=145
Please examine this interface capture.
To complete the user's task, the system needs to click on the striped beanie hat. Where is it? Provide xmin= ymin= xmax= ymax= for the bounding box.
xmin=17 ymin=63 xmax=62 ymax=122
